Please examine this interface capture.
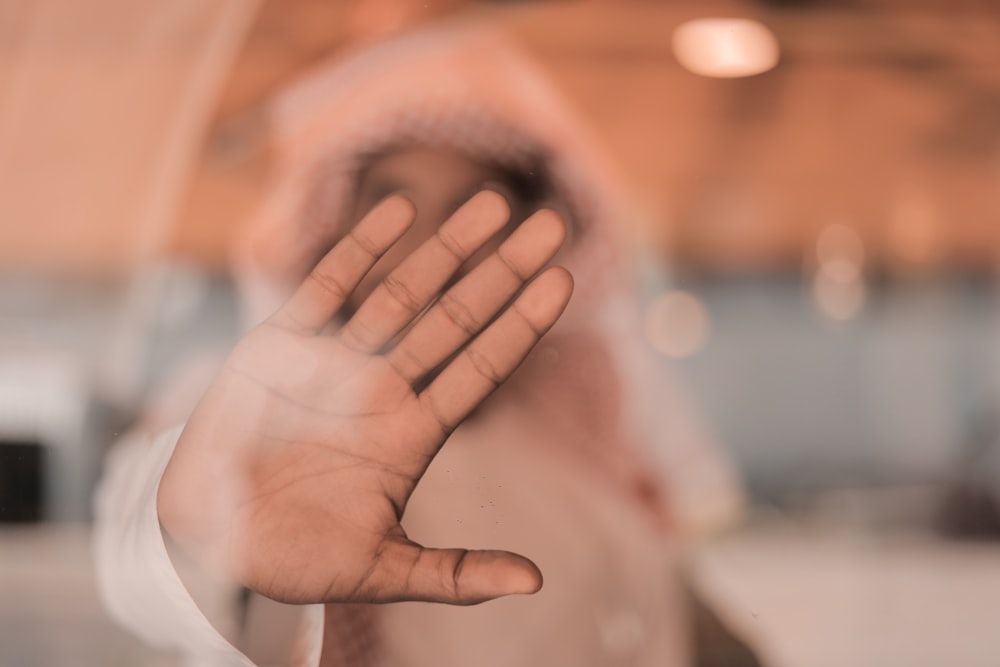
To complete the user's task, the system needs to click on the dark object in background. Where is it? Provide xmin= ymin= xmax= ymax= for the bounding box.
xmin=938 ymin=481 xmax=1000 ymax=539
xmin=937 ymin=409 xmax=1000 ymax=540
xmin=0 ymin=441 xmax=46 ymax=522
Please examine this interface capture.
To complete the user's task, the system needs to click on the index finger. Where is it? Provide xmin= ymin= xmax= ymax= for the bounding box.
xmin=270 ymin=195 xmax=416 ymax=332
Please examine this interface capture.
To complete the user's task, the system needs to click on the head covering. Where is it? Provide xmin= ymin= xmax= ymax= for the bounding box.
xmin=235 ymin=21 xmax=742 ymax=537
xmin=235 ymin=22 xmax=629 ymax=328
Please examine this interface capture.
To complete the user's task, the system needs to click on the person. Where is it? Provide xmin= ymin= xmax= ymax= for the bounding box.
xmin=94 ymin=23 xmax=742 ymax=667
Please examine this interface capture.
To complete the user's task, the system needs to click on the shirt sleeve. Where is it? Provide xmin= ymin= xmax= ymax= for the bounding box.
xmin=92 ymin=424 xmax=258 ymax=667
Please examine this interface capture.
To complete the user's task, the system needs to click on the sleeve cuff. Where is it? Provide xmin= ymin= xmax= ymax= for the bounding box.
xmin=93 ymin=425 xmax=257 ymax=667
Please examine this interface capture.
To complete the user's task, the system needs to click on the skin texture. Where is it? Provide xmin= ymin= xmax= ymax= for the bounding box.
xmin=157 ymin=176 xmax=573 ymax=607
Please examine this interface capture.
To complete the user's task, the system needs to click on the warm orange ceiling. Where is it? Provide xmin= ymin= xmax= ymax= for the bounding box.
xmin=170 ymin=0 xmax=1000 ymax=275
xmin=3 ymin=0 xmax=997 ymax=275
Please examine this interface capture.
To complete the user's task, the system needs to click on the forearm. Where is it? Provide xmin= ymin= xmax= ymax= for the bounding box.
xmin=92 ymin=425 xmax=255 ymax=666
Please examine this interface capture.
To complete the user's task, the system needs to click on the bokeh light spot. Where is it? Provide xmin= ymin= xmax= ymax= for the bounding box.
xmin=643 ymin=290 xmax=711 ymax=358
xmin=672 ymin=18 xmax=780 ymax=79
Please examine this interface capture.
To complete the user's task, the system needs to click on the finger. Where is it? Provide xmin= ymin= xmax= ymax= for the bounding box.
xmin=387 ymin=209 xmax=567 ymax=384
xmin=271 ymin=195 xmax=416 ymax=333
xmin=361 ymin=538 xmax=542 ymax=605
xmin=419 ymin=267 xmax=573 ymax=433
xmin=338 ymin=190 xmax=510 ymax=352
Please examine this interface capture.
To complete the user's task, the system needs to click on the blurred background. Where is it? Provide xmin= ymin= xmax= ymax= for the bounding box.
xmin=1 ymin=0 xmax=999 ymax=665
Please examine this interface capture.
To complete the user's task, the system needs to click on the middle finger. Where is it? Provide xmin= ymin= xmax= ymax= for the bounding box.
xmin=338 ymin=190 xmax=510 ymax=352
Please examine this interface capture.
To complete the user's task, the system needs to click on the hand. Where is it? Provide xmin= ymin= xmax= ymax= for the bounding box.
xmin=157 ymin=191 xmax=572 ymax=606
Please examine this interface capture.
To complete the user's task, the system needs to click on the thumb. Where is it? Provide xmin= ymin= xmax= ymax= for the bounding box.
xmin=368 ymin=538 xmax=543 ymax=605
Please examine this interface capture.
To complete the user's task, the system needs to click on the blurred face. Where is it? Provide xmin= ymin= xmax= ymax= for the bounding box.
xmin=342 ymin=146 xmax=543 ymax=313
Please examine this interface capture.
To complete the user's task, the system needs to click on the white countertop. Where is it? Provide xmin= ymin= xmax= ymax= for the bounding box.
xmin=691 ymin=522 xmax=1000 ymax=667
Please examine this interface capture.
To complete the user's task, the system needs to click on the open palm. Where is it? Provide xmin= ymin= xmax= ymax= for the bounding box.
xmin=157 ymin=191 xmax=571 ymax=606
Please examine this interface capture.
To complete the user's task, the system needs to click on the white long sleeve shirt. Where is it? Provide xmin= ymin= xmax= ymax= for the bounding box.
xmin=93 ymin=425 xmax=322 ymax=667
